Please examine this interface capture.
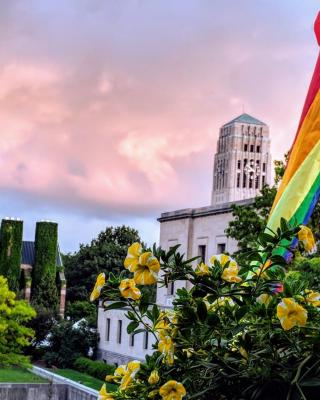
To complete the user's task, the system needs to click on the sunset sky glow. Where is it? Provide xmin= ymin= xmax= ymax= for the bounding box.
xmin=1 ymin=0 xmax=320 ymax=252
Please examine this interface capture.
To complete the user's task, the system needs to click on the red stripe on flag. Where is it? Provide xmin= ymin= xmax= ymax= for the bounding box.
xmin=288 ymin=12 xmax=320 ymax=157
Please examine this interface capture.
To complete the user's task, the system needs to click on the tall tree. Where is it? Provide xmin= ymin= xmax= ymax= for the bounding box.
xmin=64 ymin=226 xmax=142 ymax=303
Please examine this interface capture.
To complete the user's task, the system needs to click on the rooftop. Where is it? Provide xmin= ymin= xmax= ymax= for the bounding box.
xmin=223 ymin=113 xmax=267 ymax=127
xmin=21 ymin=241 xmax=63 ymax=267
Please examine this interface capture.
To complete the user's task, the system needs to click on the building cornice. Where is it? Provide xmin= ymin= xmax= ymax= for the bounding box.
xmin=158 ymin=198 xmax=254 ymax=223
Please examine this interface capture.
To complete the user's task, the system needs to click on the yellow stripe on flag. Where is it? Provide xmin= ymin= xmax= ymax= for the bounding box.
xmin=272 ymin=89 xmax=320 ymax=212
xmin=268 ymin=140 xmax=320 ymax=231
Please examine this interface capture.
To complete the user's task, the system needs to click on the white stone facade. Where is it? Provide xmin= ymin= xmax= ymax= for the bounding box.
xmin=156 ymin=200 xmax=251 ymax=307
xmin=97 ymin=113 xmax=271 ymax=366
xmin=97 ymin=306 xmax=155 ymax=365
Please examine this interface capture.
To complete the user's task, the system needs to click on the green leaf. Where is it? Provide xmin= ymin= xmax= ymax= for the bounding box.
xmin=197 ymin=301 xmax=208 ymax=321
xmin=280 ymin=217 xmax=288 ymax=232
xmin=152 ymin=304 xmax=160 ymax=322
xmin=103 ymin=301 xmax=128 ymax=311
xmin=127 ymin=321 xmax=139 ymax=334
xmin=300 ymin=378 xmax=320 ymax=387
xmin=269 ymin=255 xmax=286 ymax=265
xmin=235 ymin=306 xmax=249 ymax=322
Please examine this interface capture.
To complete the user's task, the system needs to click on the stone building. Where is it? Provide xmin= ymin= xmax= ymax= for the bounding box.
xmin=212 ymin=113 xmax=271 ymax=205
xmin=97 ymin=113 xmax=272 ymax=364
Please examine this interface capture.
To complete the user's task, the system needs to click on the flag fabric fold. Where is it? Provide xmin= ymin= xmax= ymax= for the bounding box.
xmin=267 ymin=12 xmax=320 ymax=256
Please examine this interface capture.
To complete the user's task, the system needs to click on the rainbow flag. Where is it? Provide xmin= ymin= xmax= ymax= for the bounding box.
xmin=267 ymin=12 xmax=320 ymax=255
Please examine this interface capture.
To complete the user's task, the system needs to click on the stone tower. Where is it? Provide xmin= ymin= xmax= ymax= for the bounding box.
xmin=211 ymin=113 xmax=271 ymax=205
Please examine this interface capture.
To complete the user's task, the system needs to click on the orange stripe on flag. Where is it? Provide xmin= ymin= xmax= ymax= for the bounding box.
xmin=271 ymin=89 xmax=320 ymax=212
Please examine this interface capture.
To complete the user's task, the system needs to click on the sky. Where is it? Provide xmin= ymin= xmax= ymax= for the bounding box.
xmin=0 ymin=0 xmax=319 ymax=253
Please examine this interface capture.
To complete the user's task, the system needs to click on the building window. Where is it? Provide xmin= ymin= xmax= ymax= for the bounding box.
xmin=237 ymin=160 xmax=241 ymax=169
xmin=255 ymin=175 xmax=259 ymax=189
xmin=263 ymin=163 xmax=266 ymax=172
xmin=237 ymin=173 xmax=240 ymax=188
xmin=262 ymin=175 xmax=266 ymax=187
xmin=244 ymin=158 xmax=247 ymax=166
xmin=129 ymin=333 xmax=135 ymax=347
xmin=198 ymin=245 xmax=206 ymax=263
xmin=143 ymin=331 xmax=149 ymax=350
xmin=249 ymin=177 xmax=253 ymax=188
xmin=217 ymin=243 xmax=226 ymax=253
xmin=105 ymin=318 xmax=111 ymax=342
xmin=244 ymin=144 xmax=248 ymax=151
xmin=250 ymin=144 xmax=254 ymax=152
xmin=243 ymin=173 xmax=247 ymax=188
xmin=167 ymin=281 xmax=175 ymax=296
xmin=117 ymin=320 xmax=122 ymax=344
xmin=256 ymin=145 xmax=260 ymax=153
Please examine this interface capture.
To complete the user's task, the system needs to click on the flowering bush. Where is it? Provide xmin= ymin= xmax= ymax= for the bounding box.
xmin=92 ymin=220 xmax=320 ymax=400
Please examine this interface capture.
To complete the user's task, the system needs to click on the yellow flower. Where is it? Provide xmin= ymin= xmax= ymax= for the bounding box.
xmin=105 ymin=375 xmax=115 ymax=382
xmin=256 ymin=293 xmax=272 ymax=306
xmin=148 ymin=370 xmax=160 ymax=385
xmin=195 ymin=262 xmax=210 ymax=276
xmin=305 ymin=290 xmax=320 ymax=307
xmin=119 ymin=278 xmax=141 ymax=300
xmin=133 ymin=251 xmax=160 ymax=285
xmin=158 ymin=336 xmax=175 ymax=365
xmin=155 ymin=310 xmax=178 ymax=340
xmin=124 ymin=242 xmax=142 ymax=272
xmin=221 ymin=264 xmax=242 ymax=283
xmin=99 ymin=384 xmax=114 ymax=400
xmin=277 ymin=298 xmax=308 ymax=331
xmin=210 ymin=254 xmax=237 ymax=267
xmin=90 ymin=273 xmax=106 ymax=302
xmin=182 ymin=348 xmax=194 ymax=358
xmin=107 ymin=364 xmax=127 ymax=383
xmin=254 ymin=260 xmax=272 ymax=278
xmin=205 ymin=296 xmax=235 ymax=311
xmin=239 ymin=347 xmax=248 ymax=360
xmin=298 ymin=226 xmax=316 ymax=253
xmin=119 ymin=360 xmax=141 ymax=391
xmin=159 ymin=380 xmax=186 ymax=400
xmin=210 ymin=254 xmax=241 ymax=283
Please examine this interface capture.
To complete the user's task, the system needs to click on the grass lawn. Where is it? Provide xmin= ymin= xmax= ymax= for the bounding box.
xmin=53 ymin=368 xmax=116 ymax=392
xmin=0 ymin=367 xmax=47 ymax=383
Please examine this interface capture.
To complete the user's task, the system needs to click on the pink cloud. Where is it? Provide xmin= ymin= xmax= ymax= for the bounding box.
xmin=0 ymin=1 xmax=319 ymax=219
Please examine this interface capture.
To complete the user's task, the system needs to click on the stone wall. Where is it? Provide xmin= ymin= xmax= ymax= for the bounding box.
xmin=0 ymin=383 xmax=98 ymax=400
xmin=0 ymin=383 xmax=66 ymax=400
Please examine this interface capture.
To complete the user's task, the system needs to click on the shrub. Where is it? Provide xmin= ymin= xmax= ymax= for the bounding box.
xmin=65 ymin=300 xmax=97 ymax=327
xmin=43 ymin=320 xmax=98 ymax=368
xmin=93 ymin=221 xmax=320 ymax=400
xmin=74 ymin=357 xmax=115 ymax=380
xmin=292 ymin=255 xmax=320 ymax=289
xmin=0 ymin=276 xmax=36 ymax=367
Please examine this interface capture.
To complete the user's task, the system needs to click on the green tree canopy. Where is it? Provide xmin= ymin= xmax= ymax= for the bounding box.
xmin=64 ymin=226 xmax=142 ymax=303
xmin=0 ymin=275 xmax=36 ymax=367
